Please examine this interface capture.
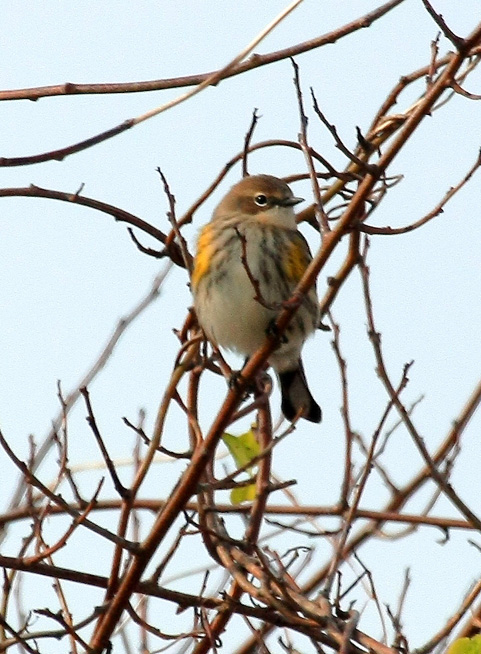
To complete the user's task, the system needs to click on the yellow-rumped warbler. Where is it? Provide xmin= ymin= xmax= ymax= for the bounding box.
xmin=191 ymin=174 xmax=321 ymax=423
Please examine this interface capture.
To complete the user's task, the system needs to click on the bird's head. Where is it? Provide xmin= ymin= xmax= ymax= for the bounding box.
xmin=214 ymin=174 xmax=303 ymax=228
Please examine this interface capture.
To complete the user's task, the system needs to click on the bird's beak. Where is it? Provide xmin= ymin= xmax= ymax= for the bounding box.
xmin=281 ymin=196 xmax=304 ymax=207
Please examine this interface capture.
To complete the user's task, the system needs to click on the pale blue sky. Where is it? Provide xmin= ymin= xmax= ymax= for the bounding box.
xmin=1 ymin=2 xmax=481 ymax=651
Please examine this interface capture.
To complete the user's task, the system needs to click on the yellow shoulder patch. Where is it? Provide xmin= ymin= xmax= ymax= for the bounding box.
xmin=284 ymin=235 xmax=310 ymax=282
xmin=191 ymin=224 xmax=215 ymax=290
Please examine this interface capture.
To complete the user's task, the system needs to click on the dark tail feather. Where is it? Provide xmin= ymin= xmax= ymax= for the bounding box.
xmin=278 ymin=361 xmax=322 ymax=424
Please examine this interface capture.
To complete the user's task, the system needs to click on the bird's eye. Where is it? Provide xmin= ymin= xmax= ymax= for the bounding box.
xmin=254 ymin=194 xmax=268 ymax=207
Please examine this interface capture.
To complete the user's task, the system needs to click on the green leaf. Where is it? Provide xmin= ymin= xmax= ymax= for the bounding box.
xmin=230 ymin=481 xmax=257 ymax=505
xmin=222 ymin=427 xmax=261 ymax=505
xmin=448 ymin=636 xmax=481 ymax=654
xmin=222 ymin=428 xmax=261 ymax=470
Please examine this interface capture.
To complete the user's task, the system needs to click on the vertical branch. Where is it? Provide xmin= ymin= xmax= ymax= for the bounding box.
xmin=246 ymin=382 xmax=273 ymax=545
xmin=4 ymin=267 xmax=169 ymax=533
xmin=192 ymin=377 xmax=273 ymax=654
xmin=242 ymin=108 xmax=260 ymax=177
xmin=359 ymin=241 xmax=481 ymax=532
xmin=158 ymin=168 xmax=193 ymax=275
xmin=291 ymin=58 xmax=330 ymax=234
xmin=324 ymin=362 xmax=412 ymax=596
xmin=319 ymin=228 xmax=360 ymax=320
xmin=327 ymin=314 xmax=353 ymax=510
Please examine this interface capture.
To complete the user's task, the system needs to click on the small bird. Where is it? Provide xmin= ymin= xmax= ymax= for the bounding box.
xmin=191 ymin=174 xmax=321 ymax=423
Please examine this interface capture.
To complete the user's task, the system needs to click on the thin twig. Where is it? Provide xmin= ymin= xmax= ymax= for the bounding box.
xmin=0 ymin=428 xmax=137 ymax=551
xmin=3 ymin=266 xmax=170 ymax=537
xmin=361 ymin=147 xmax=481 ymax=235
xmin=291 ymin=58 xmax=329 ymax=233
xmin=81 ymin=387 xmax=128 ymax=498
xmin=360 ymin=243 xmax=481 ymax=532
xmin=0 ymin=0 xmax=406 ymax=102
xmin=421 ymin=0 xmax=465 ymax=50
xmin=158 ymin=168 xmax=193 ymax=274
xmin=242 ymin=108 xmax=260 ymax=177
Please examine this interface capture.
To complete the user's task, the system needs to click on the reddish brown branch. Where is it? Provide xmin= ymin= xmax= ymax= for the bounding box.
xmin=235 ymin=370 xmax=481 ymax=653
xmin=80 ymin=387 xmax=128 ymax=499
xmin=450 ymin=78 xmax=481 ymax=99
xmin=0 ymin=1 xmax=406 ymax=103
xmin=328 ymin=315 xmax=354 ymax=510
xmin=291 ymin=58 xmax=329 ymax=234
xmin=421 ymin=0 xmax=465 ymax=50
xmin=0 ymin=120 xmax=133 ymax=167
xmin=0 ymin=427 xmax=136 ymax=551
xmin=360 ymin=248 xmax=481 ymax=532
xmin=361 ymin=147 xmax=481 ymax=235
xmin=22 ymin=481 xmax=102 ymax=566
xmin=0 ymin=184 xmax=188 ymax=268
xmin=1 ymin=498 xmax=477 ymax=531
xmin=157 ymin=167 xmax=193 ymax=274
xmin=242 ymin=108 xmax=260 ymax=177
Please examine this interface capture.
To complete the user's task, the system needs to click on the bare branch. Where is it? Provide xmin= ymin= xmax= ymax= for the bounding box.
xmin=0 ymin=0 xmax=407 ymax=103
xmin=242 ymin=108 xmax=261 ymax=177
xmin=421 ymin=0 xmax=465 ymax=50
